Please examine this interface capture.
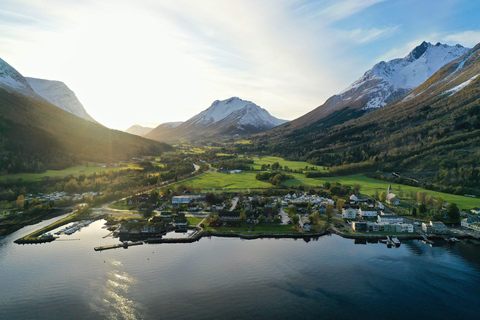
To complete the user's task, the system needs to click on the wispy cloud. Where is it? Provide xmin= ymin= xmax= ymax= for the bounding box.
xmin=335 ymin=26 xmax=400 ymax=44
xmin=442 ymin=31 xmax=480 ymax=47
xmin=293 ymin=0 xmax=388 ymax=25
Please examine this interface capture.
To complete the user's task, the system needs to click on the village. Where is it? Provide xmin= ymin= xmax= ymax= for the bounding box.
xmin=100 ymin=183 xmax=480 ymax=244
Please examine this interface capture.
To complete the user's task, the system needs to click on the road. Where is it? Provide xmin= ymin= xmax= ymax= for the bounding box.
xmin=93 ymin=163 xmax=207 ymax=216
xmin=229 ymin=197 xmax=238 ymax=211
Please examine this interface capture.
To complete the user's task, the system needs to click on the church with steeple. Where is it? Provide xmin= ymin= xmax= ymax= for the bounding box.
xmin=386 ymin=184 xmax=401 ymax=205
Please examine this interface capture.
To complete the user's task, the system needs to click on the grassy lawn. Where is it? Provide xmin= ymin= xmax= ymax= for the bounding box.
xmin=293 ymin=173 xmax=480 ymax=210
xmin=186 ymin=217 xmax=204 ymax=225
xmin=107 ymin=212 xmax=143 ymax=220
xmin=251 ymin=156 xmax=328 ymax=172
xmin=178 ymin=171 xmax=272 ymax=190
xmin=109 ymin=200 xmax=138 ymax=210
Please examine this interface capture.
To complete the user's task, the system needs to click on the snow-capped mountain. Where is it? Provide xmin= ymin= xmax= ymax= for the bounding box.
xmin=343 ymin=41 xmax=469 ymax=110
xmin=0 ymin=57 xmax=96 ymax=123
xmin=25 ymin=77 xmax=97 ymax=123
xmin=272 ymin=41 xmax=470 ymax=132
xmin=189 ymin=97 xmax=286 ymax=128
xmin=25 ymin=77 xmax=96 ymax=122
xmin=145 ymin=97 xmax=287 ymax=141
xmin=0 ymin=57 xmax=39 ymax=98
xmin=400 ymin=42 xmax=480 ymax=101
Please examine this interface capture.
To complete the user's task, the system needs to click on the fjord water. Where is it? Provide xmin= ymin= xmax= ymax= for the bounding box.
xmin=1 ymin=217 xmax=480 ymax=320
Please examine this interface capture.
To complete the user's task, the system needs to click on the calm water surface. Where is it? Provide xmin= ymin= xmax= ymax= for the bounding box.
xmin=1 ymin=216 xmax=480 ymax=320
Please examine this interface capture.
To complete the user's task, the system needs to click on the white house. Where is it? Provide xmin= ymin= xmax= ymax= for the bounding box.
xmin=350 ymin=194 xmax=368 ymax=203
xmin=461 ymin=215 xmax=480 ymax=231
xmin=393 ymin=223 xmax=414 ymax=233
xmin=342 ymin=205 xmax=359 ymax=219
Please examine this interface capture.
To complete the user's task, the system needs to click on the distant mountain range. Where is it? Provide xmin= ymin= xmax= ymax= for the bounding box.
xmin=0 ymin=58 xmax=172 ymax=173
xmin=125 ymin=124 xmax=155 ymax=136
xmin=270 ymin=41 xmax=469 ymax=134
xmin=145 ymin=97 xmax=287 ymax=142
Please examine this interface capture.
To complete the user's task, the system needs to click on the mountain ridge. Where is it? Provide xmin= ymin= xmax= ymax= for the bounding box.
xmin=146 ymin=97 xmax=287 ymax=142
xmin=267 ymin=41 xmax=469 ymax=135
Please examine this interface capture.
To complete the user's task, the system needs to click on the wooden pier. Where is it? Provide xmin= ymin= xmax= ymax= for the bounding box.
xmin=94 ymin=241 xmax=143 ymax=251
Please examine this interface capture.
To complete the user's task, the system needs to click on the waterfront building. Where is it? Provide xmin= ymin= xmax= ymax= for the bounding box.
xmin=377 ymin=214 xmax=403 ymax=224
xmin=422 ymin=221 xmax=448 ymax=234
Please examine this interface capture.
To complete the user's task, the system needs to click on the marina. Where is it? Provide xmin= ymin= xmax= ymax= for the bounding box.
xmin=55 ymin=220 xmax=95 ymax=236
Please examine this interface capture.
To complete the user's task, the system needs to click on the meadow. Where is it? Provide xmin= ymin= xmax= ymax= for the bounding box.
xmin=250 ymin=156 xmax=328 ymax=172
xmin=178 ymin=171 xmax=272 ymax=190
xmin=0 ymin=166 xmax=122 ymax=182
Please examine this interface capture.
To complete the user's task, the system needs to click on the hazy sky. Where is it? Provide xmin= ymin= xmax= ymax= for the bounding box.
xmin=2 ymin=0 xmax=480 ymax=130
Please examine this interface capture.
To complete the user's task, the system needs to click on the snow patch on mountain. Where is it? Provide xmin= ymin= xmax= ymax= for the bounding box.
xmin=25 ymin=77 xmax=97 ymax=123
xmin=445 ymin=74 xmax=479 ymax=95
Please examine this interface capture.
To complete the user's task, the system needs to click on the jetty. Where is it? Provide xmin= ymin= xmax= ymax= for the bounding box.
xmin=94 ymin=241 xmax=143 ymax=251
xmin=421 ymin=235 xmax=434 ymax=244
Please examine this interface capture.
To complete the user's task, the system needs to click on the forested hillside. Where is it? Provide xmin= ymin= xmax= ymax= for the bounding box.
xmin=0 ymin=89 xmax=173 ymax=173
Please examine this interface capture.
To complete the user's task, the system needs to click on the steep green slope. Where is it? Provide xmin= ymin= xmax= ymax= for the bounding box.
xmin=0 ymin=89 xmax=173 ymax=173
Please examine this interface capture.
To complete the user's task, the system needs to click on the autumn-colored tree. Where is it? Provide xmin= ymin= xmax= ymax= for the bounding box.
xmin=16 ymin=195 xmax=25 ymax=209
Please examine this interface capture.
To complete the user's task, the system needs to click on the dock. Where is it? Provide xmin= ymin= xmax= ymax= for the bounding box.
xmin=94 ymin=241 xmax=143 ymax=251
xmin=421 ymin=235 xmax=434 ymax=244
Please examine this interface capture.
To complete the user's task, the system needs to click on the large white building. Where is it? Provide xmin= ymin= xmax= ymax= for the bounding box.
xmin=461 ymin=215 xmax=480 ymax=232
xmin=422 ymin=221 xmax=448 ymax=234
xmin=377 ymin=214 xmax=403 ymax=224
xmin=172 ymin=195 xmax=201 ymax=204
xmin=359 ymin=208 xmax=380 ymax=218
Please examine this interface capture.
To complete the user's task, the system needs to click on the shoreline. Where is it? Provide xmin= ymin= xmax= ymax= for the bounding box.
xmin=143 ymin=226 xmax=477 ymax=245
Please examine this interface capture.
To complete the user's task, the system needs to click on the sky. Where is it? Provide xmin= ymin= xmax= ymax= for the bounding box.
xmin=1 ymin=0 xmax=480 ymax=130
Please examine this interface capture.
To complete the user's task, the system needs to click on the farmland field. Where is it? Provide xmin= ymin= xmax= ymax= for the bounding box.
xmin=178 ymin=171 xmax=271 ymax=190
xmin=250 ymin=156 xmax=328 ymax=172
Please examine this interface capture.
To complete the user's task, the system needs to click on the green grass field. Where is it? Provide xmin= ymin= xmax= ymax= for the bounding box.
xmin=234 ymin=140 xmax=252 ymax=144
xmin=178 ymin=171 xmax=272 ymax=190
xmin=0 ymin=166 xmax=123 ymax=182
xmin=186 ymin=217 xmax=204 ymax=225
xmin=0 ymin=163 xmax=146 ymax=182
xmin=290 ymin=173 xmax=480 ymax=210
xmin=251 ymin=156 xmax=327 ymax=172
